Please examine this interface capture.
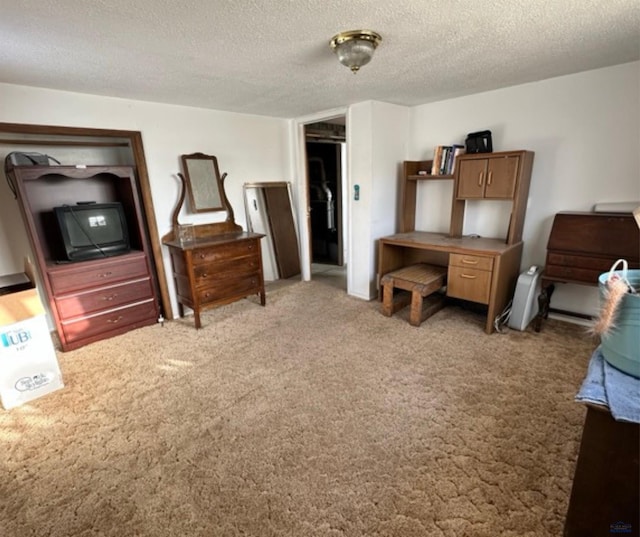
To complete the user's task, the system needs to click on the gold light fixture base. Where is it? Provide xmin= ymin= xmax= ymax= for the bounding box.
xmin=330 ymin=30 xmax=382 ymax=73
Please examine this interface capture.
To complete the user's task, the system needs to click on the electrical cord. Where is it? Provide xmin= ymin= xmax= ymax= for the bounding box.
xmin=494 ymin=300 xmax=513 ymax=334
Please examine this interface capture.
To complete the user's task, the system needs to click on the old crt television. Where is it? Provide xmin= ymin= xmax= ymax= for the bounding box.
xmin=53 ymin=202 xmax=130 ymax=262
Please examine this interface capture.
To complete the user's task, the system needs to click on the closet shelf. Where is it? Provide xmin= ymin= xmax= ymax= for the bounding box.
xmin=0 ymin=139 xmax=129 ymax=147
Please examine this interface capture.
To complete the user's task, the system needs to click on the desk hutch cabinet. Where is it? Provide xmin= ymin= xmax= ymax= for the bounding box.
xmin=9 ymin=165 xmax=161 ymax=351
xmin=380 ymin=150 xmax=534 ymax=333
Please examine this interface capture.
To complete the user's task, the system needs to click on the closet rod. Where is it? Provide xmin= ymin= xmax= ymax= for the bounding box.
xmin=0 ymin=139 xmax=129 ymax=147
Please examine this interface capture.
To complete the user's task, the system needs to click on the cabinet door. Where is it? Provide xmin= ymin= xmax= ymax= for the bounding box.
xmin=485 ymin=156 xmax=519 ymax=198
xmin=456 ymin=159 xmax=487 ymax=198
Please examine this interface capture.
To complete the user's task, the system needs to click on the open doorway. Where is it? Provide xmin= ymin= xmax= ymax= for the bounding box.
xmin=304 ymin=119 xmax=347 ymax=290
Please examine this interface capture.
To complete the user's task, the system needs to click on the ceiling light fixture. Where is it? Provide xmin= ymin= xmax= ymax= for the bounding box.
xmin=330 ymin=30 xmax=382 ymax=74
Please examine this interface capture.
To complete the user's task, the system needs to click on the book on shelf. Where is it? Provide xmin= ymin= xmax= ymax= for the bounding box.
xmin=431 ymin=146 xmax=443 ymax=175
xmin=450 ymin=144 xmax=465 ymax=174
xmin=430 ymin=144 xmax=465 ymax=175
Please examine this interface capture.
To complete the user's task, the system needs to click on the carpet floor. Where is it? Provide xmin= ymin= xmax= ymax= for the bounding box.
xmin=0 ymin=279 xmax=595 ymax=536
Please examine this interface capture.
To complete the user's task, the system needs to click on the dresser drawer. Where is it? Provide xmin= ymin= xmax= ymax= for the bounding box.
xmin=198 ymin=274 xmax=262 ymax=304
xmin=447 ymin=265 xmax=492 ymax=304
xmin=48 ymin=253 xmax=149 ymax=295
xmin=193 ymin=255 xmax=261 ymax=288
xmin=449 ymin=253 xmax=494 ymax=271
xmin=55 ymin=277 xmax=154 ymax=319
xmin=60 ymin=299 xmax=157 ymax=343
xmin=192 ymin=240 xmax=260 ymax=265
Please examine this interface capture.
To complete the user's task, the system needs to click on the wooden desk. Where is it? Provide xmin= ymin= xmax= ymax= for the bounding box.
xmin=534 ymin=211 xmax=640 ymax=331
xmin=378 ymin=232 xmax=523 ymax=333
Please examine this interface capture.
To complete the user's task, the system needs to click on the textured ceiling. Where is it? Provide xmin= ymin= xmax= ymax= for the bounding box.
xmin=1 ymin=1 xmax=638 ymax=118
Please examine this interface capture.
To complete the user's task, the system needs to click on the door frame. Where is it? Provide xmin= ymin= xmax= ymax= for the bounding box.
xmin=291 ymin=108 xmax=348 ymax=282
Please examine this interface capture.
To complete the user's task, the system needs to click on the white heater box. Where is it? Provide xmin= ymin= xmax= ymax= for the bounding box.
xmin=508 ymin=266 xmax=543 ymax=331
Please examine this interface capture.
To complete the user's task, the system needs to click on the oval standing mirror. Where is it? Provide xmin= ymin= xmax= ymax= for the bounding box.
xmin=181 ymin=153 xmax=225 ymax=212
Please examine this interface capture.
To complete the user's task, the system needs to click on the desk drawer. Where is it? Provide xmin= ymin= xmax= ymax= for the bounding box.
xmin=449 ymin=253 xmax=494 ymax=271
xmin=447 ymin=266 xmax=492 ymax=304
xmin=546 ymin=253 xmax=616 ymax=272
xmin=544 ymin=265 xmax=602 ymax=284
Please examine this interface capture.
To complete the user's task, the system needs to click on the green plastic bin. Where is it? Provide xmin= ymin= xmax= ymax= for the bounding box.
xmin=598 ymin=269 xmax=640 ymax=378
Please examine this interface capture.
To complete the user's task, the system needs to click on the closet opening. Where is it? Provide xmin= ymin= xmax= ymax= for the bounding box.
xmin=304 ymin=119 xmax=347 ymax=289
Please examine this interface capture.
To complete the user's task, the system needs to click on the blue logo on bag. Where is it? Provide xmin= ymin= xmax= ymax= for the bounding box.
xmin=1 ymin=328 xmax=32 ymax=349
xmin=610 ymin=521 xmax=633 ymax=533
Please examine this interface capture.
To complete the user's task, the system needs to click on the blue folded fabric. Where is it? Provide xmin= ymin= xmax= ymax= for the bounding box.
xmin=576 ymin=348 xmax=608 ymax=407
xmin=575 ymin=347 xmax=640 ymax=424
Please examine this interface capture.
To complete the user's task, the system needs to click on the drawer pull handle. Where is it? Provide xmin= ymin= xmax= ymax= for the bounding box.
xmin=107 ymin=316 xmax=124 ymax=324
xmin=461 ymin=259 xmax=478 ymax=265
xmin=201 ymin=273 xmax=208 ymax=278
xmin=478 ymin=171 xmax=484 ymax=186
xmin=460 ymin=274 xmax=477 ymax=280
xmin=99 ymin=272 xmax=113 ymax=278
xmin=487 ymin=171 xmax=493 ymax=185
xmin=103 ymin=294 xmax=118 ymax=301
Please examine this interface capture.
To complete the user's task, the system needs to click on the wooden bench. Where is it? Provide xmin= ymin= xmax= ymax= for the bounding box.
xmin=380 ymin=263 xmax=447 ymax=326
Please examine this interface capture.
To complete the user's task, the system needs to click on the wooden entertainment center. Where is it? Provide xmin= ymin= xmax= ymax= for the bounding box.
xmin=378 ymin=150 xmax=534 ymax=333
xmin=8 ymin=165 xmax=160 ymax=351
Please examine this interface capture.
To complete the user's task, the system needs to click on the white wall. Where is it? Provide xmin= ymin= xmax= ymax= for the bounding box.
xmin=347 ymin=101 xmax=410 ymax=298
xmin=409 ymin=61 xmax=640 ymax=316
xmin=347 ymin=102 xmax=374 ymax=299
xmin=0 ymin=83 xmax=292 ymax=317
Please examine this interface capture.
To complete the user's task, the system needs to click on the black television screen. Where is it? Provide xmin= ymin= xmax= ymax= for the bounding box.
xmin=53 ymin=202 xmax=130 ymax=262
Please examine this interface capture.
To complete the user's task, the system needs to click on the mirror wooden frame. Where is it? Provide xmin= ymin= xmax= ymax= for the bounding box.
xmin=180 ymin=152 xmax=226 ymax=213
xmin=170 ymin=153 xmax=239 ymax=240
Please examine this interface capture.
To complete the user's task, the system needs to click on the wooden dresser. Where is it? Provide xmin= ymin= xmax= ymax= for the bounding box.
xmin=534 ymin=211 xmax=640 ymax=330
xmin=162 ymin=154 xmax=267 ymax=328
xmin=164 ymin=232 xmax=265 ymax=328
